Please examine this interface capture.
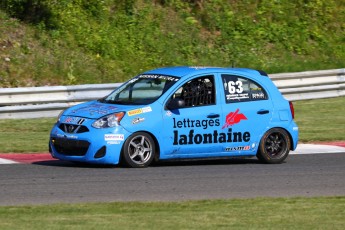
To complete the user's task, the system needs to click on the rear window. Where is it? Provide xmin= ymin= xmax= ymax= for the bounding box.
xmin=222 ymin=74 xmax=268 ymax=103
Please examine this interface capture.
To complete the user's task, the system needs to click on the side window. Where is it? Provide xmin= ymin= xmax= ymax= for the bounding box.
xmin=222 ymin=74 xmax=267 ymax=103
xmin=172 ymin=75 xmax=215 ymax=107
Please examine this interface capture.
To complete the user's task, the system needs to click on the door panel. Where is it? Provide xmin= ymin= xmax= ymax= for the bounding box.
xmin=218 ymin=74 xmax=273 ymax=155
xmin=160 ymin=75 xmax=223 ymax=158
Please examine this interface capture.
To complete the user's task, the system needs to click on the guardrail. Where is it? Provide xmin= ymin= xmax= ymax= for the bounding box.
xmin=0 ymin=68 xmax=344 ymax=119
xmin=270 ymin=68 xmax=345 ymax=100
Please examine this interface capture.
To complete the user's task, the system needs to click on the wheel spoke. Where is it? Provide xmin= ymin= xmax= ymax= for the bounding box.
xmin=143 ymin=147 xmax=151 ymax=152
xmin=140 ymin=136 xmax=145 ymax=145
xmin=130 ymin=150 xmax=139 ymax=160
xmin=139 ymin=154 xmax=145 ymax=162
xmin=269 ymin=135 xmax=275 ymax=141
xmin=130 ymin=141 xmax=138 ymax=148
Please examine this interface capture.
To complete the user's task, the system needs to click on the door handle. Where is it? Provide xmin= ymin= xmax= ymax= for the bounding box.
xmin=257 ymin=110 xmax=269 ymax=115
xmin=207 ymin=114 xmax=220 ymax=118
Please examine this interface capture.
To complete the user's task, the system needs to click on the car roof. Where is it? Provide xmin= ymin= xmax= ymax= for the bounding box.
xmin=143 ymin=66 xmax=268 ymax=78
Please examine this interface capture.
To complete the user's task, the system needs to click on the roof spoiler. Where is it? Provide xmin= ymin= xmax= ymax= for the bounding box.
xmin=256 ymin=70 xmax=268 ymax=77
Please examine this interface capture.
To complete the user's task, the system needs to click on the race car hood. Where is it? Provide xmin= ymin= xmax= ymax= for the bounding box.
xmin=63 ymin=101 xmax=137 ymax=119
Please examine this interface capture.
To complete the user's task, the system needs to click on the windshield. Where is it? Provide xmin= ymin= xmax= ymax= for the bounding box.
xmin=100 ymin=74 xmax=180 ymax=105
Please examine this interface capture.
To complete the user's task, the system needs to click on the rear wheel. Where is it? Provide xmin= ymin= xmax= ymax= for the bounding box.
xmin=257 ymin=128 xmax=291 ymax=164
xmin=122 ymin=132 xmax=155 ymax=168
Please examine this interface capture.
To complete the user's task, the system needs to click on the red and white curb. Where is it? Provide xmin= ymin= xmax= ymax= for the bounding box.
xmin=1 ymin=143 xmax=345 ymax=164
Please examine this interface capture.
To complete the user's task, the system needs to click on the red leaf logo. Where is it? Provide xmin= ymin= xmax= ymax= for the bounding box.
xmin=222 ymin=109 xmax=247 ymax=129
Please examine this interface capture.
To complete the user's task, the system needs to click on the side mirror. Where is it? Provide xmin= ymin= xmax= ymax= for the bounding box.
xmin=167 ymin=98 xmax=185 ymax=110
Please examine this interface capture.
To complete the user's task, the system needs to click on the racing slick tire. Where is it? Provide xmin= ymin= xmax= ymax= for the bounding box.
xmin=122 ymin=132 xmax=155 ymax=168
xmin=257 ymin=128 xmax=291 ymax=164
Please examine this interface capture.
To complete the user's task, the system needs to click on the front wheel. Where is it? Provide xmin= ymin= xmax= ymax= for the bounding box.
xmin=122 ymin=132 xmax=155 ymax=168
xmin=257 ymin=128 xmax=291 ymax=164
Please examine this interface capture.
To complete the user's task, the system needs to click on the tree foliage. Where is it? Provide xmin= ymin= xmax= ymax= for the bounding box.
xmin=0 ymin=0 xmax=344 ymax=87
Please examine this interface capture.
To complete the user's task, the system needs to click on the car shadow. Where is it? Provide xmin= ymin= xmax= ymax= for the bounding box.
xmin=153 ymin=157 xmax=260 ymax=167
xmin=32 ymin=157 xmax=260 ymax=168
xmin=32 ymin=160 xmax=117 ymax=168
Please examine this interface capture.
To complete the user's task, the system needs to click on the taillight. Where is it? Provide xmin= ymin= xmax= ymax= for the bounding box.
xmin=289 ymin=101 xmax=295 ymax=119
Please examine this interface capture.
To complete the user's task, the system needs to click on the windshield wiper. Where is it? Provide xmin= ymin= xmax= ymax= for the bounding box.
xmin=102 ymin=100 xmax=133 ymax=105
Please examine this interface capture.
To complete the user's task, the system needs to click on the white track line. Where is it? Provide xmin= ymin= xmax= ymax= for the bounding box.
xmin=291 ymin=144 xmax=345 ymax=155
xmin=0 ymin=158 xmax=18 ymax=164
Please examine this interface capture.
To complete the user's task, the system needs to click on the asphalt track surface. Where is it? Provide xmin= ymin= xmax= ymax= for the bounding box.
xmin=1 ymin=144 xmax=345 ymax=206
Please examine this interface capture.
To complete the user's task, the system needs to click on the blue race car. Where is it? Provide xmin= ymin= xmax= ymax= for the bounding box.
xmin=49 ymin=67 xmax=298 ymax=167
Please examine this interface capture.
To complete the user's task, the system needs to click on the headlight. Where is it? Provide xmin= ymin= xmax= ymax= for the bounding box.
xmin=92 ymin=112 xmax=125 ymax=128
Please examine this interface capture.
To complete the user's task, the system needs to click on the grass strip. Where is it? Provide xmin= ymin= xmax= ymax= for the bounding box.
xmin=0 ymin=118 xmax=55 ymax=152
xmin=0 ymin=97 xmax=344 ymax=153
xmin=0 ymin=197 xmax=344 ymax=229
xmin=294 ymin=96 xmax=345 ymax=142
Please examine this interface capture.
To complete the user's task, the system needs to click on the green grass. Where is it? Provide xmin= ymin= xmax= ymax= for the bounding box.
xmin=0 ymin=118 xmax=55 ymax=152
xmin=294 ymin=97 xmax=345 ymax=142
xmin=0 ymin=197 xmax=344 ymax=229
xmin=0 ymin=97 xmax=344 ymax=153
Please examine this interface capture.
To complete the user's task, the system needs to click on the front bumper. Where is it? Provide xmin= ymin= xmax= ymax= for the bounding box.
xmin=49 ymin=122 xmax=131 ymax=165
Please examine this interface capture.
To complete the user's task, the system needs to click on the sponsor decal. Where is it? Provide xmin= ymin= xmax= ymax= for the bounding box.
xmin=225 ymin=146 xmax=250 ymax=151
xmin=72 ymin=104 xmax=118 ymax=115
xmin=173 ymin=118 xmax=220 ymax=130
xmin=124 ymin=75 xmax=179 ymax=88
xmin=142 ymin=106 xmax=152 ymax=113
xmin=250 ymin=87 xmax=262 ymax=91
xmin=63 ymin=117 xmax=86 ymax=125
xmin=128 ymin=108 xmax=142 ymax=116
xmin=251 ymin=92 xmax=265 ymax=99
xmin=190 ymin=66 xmax=209 ymax=70
xmin=64 ymin=117 xmax=74 ymax=123
xmin=64 ymin=117 xmax=83 ymax=124
xmin=104 ymin=134 xmax=124 ymax=141
xmin=128 ymin=78 xmax=139 ymax=84
xmin=57 ymin=134 xmax=78 ymax=139
xmin=226 ymin=93 xmax=250 ymax=101
xmin=138 ymin=74 xmax=179 ymax=82
xmin=171 ymin=110 xmax=250 ymax=146
xmin=222 ymin=109 xmax=247 ymax=129
xmin=226 ymin=94 xmax=250 ymax=101
xmin=166 ymin=111 xmax=172 ymax=117
xmin=77 ymin=118 xmax=86 ymax=125
xmin=128 ymin=106 xmax=152 ymax=116
xmin=173 ymin=128 xmax=250 ymax=145
xmin=293 ymin=127 xmax=299 ymax=131
xmin=132 ymin=117 xmax=145 ymax=125
xmin=107 ymin=141 xmax=121 ymax=145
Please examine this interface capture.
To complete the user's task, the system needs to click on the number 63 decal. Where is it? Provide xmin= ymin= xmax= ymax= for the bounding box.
xmin=227 ymin=81 xmax=244 ymax=94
